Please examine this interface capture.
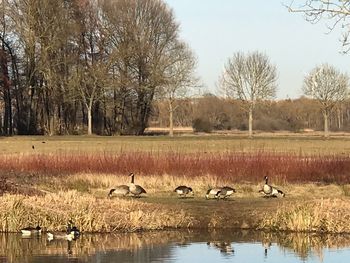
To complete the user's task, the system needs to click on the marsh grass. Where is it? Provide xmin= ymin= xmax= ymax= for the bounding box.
xmin=340 ymin=185 xmax=350 ymax=196
xmin=259 ymin=198 xmax=350 ymax=233
xmin=0 ymin=191 xmax=193 ymax=233
xmin=2 ymin=151 xmax=350 ymax=184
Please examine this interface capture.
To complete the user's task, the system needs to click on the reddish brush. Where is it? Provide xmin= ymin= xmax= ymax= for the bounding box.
xmin=1 ymin=151 xmax=350 ymax=184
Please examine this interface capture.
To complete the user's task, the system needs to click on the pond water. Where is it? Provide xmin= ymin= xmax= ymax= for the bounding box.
xmin=0 ymin=230 xmax=350 ymax=263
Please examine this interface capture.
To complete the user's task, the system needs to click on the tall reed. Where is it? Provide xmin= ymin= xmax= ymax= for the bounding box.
xmin=0 ymin=191 xmax=193 ymax=233
xmin=259 ymin=198 xmax=350 ymax=233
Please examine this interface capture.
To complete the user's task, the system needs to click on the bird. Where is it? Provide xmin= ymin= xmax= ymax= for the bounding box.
xmin=108 ymin=185 xmax=130 ymax=198
xmin=47 ymin=221 xmax=80 ymax=241
xmin=205 ymin=188 xmax=222 ymax=199
xmin=31 ymin=145 xmax=35 ymax=150
xmin=217 ymin=186 xmax=236 ymax=200
xmin=260 ymin=176 xmax=285 ymax=197
xmin=128 ymin=172 xmax=146 ymax=197
xmin=21 ymin=225 xmax=41 ymax=236
xmin=67 ymin=220 xmax=80 ymax=238
xmin=174 ymin=185 xmax=194 ymax=197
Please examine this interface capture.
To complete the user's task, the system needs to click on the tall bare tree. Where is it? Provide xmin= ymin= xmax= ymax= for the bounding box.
xmin=219 ymin=51 xmax=277 ymax=137
xmin=303 ymin=64 xmax=349 ymax=137
xmin=71 ymin=0 xmax=109 ymax=135
xmin=101 ymin=0 xmax=180 ymax=135
xmin=160 ymin=42 xmax=197 ymax=137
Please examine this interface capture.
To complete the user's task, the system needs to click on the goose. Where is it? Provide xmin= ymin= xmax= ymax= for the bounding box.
xmin=67 ymin=220 xmax=80 ymax=238
xmin=129 ymin=173 xmax=146 ymax=197
xmin=108 ymin=185 xmax=129 ymax=198
xmin=21 ymin=225 xmax=41 ymax=236
xmin=217 ymin=186 xmax=236 ymax=199
xmin=47 ymin=221 xmax=79 ymax=241
xmin=205 ymin=188 xmax=222 ymax=199
xmin=261 ymin=176 xmax=285 ymax=197
xmin=174 ymin=185 xmax=194 ymax=197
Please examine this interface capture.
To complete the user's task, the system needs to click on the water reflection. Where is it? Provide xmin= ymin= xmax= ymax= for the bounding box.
xmin=206 ymin=241 xmax=234 ymax=255
xmin=0 ymin=230 xmax=350 ymax=262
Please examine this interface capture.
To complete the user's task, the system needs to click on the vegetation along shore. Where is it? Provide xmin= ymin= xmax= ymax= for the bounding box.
xmin=1 ymin=135 xmax=350 ymax=234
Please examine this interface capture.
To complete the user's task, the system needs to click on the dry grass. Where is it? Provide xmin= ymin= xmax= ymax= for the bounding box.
xmin=0 ymin=191 xmax=193 ymax=233
xmin=2 ymin=135 xmax=350 ymax=233
xmin=2 ymin=134 xmax=350 ymax=155
xmin=1 ymin=151 xmax=350 ymax=184
xmin=259 ymin=198 xmax=350 ymax=233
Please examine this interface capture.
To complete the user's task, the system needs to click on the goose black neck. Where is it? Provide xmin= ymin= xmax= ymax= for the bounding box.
xmin=131 ymin=174 xmax=134 ymax=184
xmin=265 ymin=177 xmax=268 ymax=184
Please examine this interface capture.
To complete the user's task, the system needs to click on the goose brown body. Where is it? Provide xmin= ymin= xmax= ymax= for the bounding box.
xmin=174 ymin=186 xmax=193 ymax=197
xmin=129 ymin=173 xmax=146 ymax=197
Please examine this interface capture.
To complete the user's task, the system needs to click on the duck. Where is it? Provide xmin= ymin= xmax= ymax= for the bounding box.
xmin=217 ymin=186 xmax=236 ymax=199
xmin=174 ymin=185 xmax=194 ymax=197
xmin=205 ymin=188 xmax=222 ymax=199
xmin=129 ymin=172 xmax=146 ymax=197
xmin=21 ymin=225 xmax=41 ymax=236
xmin=261 ymin=176 xmax=285 ymax=197
xmin=108 ymin=185 xmax=129 ymax=198
xmin=67 ymin=220 xmax=80 ymax=238
xmin=47 ymin=221 xmax=80 ymax=241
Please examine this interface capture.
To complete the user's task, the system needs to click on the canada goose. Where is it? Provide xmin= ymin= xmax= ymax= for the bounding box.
xmin=129 ymin=173 xmax=146 ymax=197
xmin=67 ymin=220 xmax=80 ymax=238
xmin=174 ymin=185 xmax=193 ymax=197
xmin=261 ymin=176 xmax=285 ymax=197
xmin=206 ymin=188 xmax=222 ymax=199
xmin=21 ymin=225 xmax=41 ymax=235
xmin=217 ymin=186 xmax=236 ymax=199
xmin=108 ymin=185 xmax=129 ymax=198
xmin=48 ymin=221 xmax=79 ymax=241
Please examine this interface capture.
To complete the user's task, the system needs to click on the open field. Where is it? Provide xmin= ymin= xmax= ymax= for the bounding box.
xmin=1 ymin=134 xmax=350 ymax=233
xmin=2 ymin=133 xmax=350 ymax=154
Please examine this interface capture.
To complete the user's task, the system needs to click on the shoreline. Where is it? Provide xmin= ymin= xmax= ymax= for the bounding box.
xmin=1 ymin=189 xmax=350 ymax=234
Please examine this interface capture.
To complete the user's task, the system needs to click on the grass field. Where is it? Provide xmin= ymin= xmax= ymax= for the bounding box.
xmin=1 ymin=134 xmax=350 ymax=233
xmin=2 ymin=133 xmax=350 ymax=154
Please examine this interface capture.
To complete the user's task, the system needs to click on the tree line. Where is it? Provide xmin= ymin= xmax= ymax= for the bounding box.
xmin=153 ymin=95 xmax=350 ymax=133
xmin=0 ymin=0 xmax=349 ymax=137
xmin=0 ymin=0 xmax=196 ymax=136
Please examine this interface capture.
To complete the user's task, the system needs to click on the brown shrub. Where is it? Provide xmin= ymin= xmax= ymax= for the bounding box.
xmin=1 ymin=151 xmax=350 ymax=184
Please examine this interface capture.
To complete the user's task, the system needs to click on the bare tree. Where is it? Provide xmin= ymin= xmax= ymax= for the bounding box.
xmin=219 ymin=51 xmax=277 ymax=137
xmin=70 ymin=0 xmax=109 ymax=135
xmin=101 ymin=0 xmax=180 ymax=135
xmin=160 ymin=42 xmax=197 ymax=137
xmin=287 ymin=0 xmax=350 ymax=52
xmin=303 ymin=64 xmax=349 ymax=137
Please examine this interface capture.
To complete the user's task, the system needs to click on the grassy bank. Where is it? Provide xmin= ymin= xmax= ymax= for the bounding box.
xmin=1 ymin=135 xmax=350 ymax=233
xmin=1 ymin=173 xmax=350 ymax=233
xmin=0 ymin=191 xmax=193 ymax=233
xmin=259 ymin=198 xmax=350 ymax=233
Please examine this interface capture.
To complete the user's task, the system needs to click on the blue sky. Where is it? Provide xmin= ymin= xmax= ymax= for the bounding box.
xmin=164 ymin=0 xmax=350 ymax=99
